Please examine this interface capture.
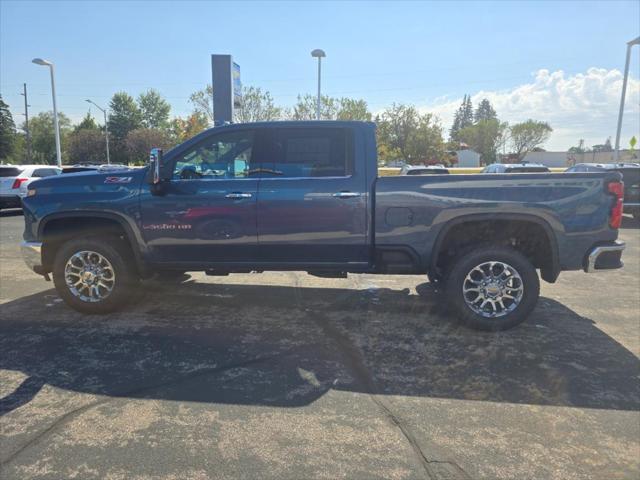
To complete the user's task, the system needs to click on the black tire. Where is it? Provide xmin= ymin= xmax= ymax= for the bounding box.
xmin=444 ymin=245 xmax=540 ymax=331
xmin=52 ymin=235 xmax=139 ymax=314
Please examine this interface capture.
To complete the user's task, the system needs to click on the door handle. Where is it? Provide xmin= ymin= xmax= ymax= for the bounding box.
xmin=225 ymin=192 xmax=253 ymax=199
xmin=332 ymin=192 xmax=361 ymax=198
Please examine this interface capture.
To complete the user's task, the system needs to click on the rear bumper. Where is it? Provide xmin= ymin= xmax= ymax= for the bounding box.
xmin=0 ymin=195 xmax=21 ymax=209
xmin=585 ymin=241 xmax=625 ymax=273
xmin=623 ymin=202 xmax=640 ymax=214
xmin=21 ymin=241 xmax=45 ymax=274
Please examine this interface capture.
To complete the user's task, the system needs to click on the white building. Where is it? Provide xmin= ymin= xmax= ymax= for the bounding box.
xmin=456 ymin=149 xmax=481 ymax=167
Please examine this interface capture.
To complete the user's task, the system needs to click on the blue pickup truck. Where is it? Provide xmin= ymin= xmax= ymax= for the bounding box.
xmin=20 ymin=121 xmax=625 ymax=330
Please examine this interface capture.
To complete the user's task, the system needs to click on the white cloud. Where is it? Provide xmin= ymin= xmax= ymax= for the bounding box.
xmin=421 ymin=68 xmax=640 ymax=151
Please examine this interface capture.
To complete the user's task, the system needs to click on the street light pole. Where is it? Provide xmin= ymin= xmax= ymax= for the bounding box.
xmin=86 ymin=99 xmax=111 ymax=164
xmin=32 ymin=58 xmax=62 ymax=167
xmin=20 ymin=83 xmax=32 ymax=163
xmin=311 ymin=49 xmax=326 ymax=120
xmin=614 ymin=36 xmax=640 ymax=162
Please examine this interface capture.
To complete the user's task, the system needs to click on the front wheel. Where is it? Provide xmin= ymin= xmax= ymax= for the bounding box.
xmin=52 ymin=236 xmax=139 ymax=314
xmin=444 ymin=246 xmax=540 ymax=331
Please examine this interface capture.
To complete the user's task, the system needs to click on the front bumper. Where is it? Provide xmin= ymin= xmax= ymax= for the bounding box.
xmin=21 ymin=241 xmax=44 ymax=274
xmin=585 ymin=241 xmax=625 ymax=273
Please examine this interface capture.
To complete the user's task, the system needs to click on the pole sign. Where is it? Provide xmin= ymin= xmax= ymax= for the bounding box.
xmin=211 ymin=54 xmax=240 ymax=125
xmin=233 ymin=62 xmax=242 ymax=108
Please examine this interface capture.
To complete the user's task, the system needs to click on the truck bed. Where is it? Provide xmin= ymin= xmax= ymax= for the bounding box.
xmin=374 ymin=172 xmax=621 ymax=274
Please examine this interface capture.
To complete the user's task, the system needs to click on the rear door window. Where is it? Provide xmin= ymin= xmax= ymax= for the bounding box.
xmin=263 ymin=128 xmax=353 ymax=178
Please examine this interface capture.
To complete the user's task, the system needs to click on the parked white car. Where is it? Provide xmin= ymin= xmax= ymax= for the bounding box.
xmin=0 ymin=165 xmax=62 ymax=209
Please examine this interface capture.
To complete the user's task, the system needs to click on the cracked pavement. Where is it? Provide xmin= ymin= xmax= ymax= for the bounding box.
xmin=1 ymin=211 xmax=639 ymax=479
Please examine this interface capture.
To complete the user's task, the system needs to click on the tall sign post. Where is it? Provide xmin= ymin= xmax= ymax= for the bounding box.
xmin=614 ymin=36 xmax=640 ymax=162
xmin=211 ymin=54 xmax=242 ymax=125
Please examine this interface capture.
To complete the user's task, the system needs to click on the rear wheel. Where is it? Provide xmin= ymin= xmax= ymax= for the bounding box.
xmin=52 ymin=236 xmax=139 ymax=314
xmin=444 ymin=246 xmax=540 ymax=331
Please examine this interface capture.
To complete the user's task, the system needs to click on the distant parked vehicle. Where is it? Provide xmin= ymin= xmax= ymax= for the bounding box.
xmin=0 ymin=165 xmax=61 ymax=210
xmin=482 ymin=163 xmax=551 ymax=174
xmin=400 ymin=165 xmax=450 ymax=175
xmin=63 ymin=164 xmax=129 ymax=174
xmin=566 ymin=163 xmax=640 ymax=219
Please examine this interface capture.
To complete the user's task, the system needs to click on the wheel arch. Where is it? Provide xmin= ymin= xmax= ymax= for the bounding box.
xmin=38 ymin=211 xmax=148 ymax=275
xmin=430 ymin=213 xmax=560 ymax=283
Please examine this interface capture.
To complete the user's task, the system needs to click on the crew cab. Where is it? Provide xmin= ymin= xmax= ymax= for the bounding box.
xmin=20 ymin=121 xmax=625 ymax=330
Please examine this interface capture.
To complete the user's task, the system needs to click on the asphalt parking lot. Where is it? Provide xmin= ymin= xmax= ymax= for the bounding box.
xmin=1 ymin=210 xmax=639 ymax=480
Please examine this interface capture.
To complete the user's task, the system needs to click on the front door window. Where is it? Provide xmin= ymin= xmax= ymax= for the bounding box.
xmin=173 ymin=130 xmax=255 ymax=180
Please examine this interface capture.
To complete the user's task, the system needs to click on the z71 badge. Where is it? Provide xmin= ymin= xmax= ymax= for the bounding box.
xmin=104 ymin=176 xmax=133 ymax=184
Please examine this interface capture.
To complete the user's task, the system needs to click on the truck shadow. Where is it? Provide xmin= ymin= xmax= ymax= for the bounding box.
xmin=1 ymin=281 xmax=638 ymax=416
xmin=621 ymin=214 xmax=639 ymax=229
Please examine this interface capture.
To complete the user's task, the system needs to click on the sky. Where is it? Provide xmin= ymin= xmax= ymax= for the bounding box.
xmin=1 ymin=0 xmax=639 ymax=151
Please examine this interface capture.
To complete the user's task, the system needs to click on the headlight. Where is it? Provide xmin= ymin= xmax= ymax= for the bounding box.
xmin=27 ymin=189 xmax=37 ymax=197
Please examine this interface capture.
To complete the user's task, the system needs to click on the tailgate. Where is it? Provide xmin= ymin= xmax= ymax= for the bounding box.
xmin=0 ymin=167 xmax=23 ymax=194
xmin=0 ymin=176 xmax=18 ymax=195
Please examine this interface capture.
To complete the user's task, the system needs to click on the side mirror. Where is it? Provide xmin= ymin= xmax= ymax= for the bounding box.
xmin=147 ymin=147 xmax=170 ymax=185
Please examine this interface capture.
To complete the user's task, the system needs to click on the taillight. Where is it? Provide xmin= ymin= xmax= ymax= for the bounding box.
xmin=11 ymin=178 xmax=28 ymax=189
xmin=607 ymin=181 xmax=624 ymax=229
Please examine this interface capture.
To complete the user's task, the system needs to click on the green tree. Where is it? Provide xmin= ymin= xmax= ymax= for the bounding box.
xmin=377 ymin=104 xmax=445 ymax=164
xmin=170 ymin=112 xmax=210 ymax=144
xmin=509 ymin=120 xmax=553 ymax=160
xmin=108 ymin=92 xmax=142 ymax=164
xmin=592 ymin=137 xmax=613 ymax=153
xmin=29 ymin=111 xmax=72 ymax=164
xmin=67 ymin=129 xmax=107 ymax=164
xmin=0 ymin=96 xmax=17 ymax=161
xmin=189 ymin=85 xmax=214 ymax=124
xmin=458 ymin=119 xmax=508 ymax=165
xmin=138 ymin=89 xmax=171 ymax=130
xmin=289 ymin=94 xmax=371 ymax=121
xmin=125 ymin=128 xmax=171 ymax=165
xmin=474 ymin=99 xmax=497 ymax=123
xmin=568 ymin=139 xmax=585 ymax=154
xmin=289 ymin=94 xmax=338 ymax=120
xmin=336 ymin=98 xmax=372 ymax=121
xmin=449 ymin=94 xmax=474 ymax=142
xmin=74 ymin=112 xmax=99 ymax=132
xmin=234 ymin=86 xmax=282 ymax=123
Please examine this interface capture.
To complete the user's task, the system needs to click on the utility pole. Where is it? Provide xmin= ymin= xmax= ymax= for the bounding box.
xmin=85 ymin=99 xmax=111 ymax=164
xmin=614 ymin=36 xmax=640 ymax=162
xmin=20 ymin=83 xmax=32 ymax=163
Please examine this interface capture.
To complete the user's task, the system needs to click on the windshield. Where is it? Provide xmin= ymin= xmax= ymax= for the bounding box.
xmin=505 ymin=167 xmax=550 ymax=173
xmin=0 ymin=167 xmax=23 ymax=177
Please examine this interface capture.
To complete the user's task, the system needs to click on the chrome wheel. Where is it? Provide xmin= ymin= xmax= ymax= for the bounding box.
xmin=462 ymin=261 xmax=524 ymax=318
xmin=64 ymin=250 xmax=116 ymax=302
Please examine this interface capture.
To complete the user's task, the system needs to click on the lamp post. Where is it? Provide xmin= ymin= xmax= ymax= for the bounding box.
xmin=32 ymin=58 xmax=62 ymax=167
xmin=311 ymin=49 xmax=326 ymax=120
xmin=85 ymin=99 xmax=111 ymax=164
xmin=614 ymin=36 xmax=640 ymax=162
